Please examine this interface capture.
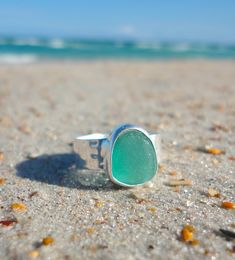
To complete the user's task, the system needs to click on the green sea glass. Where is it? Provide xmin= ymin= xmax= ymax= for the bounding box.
xmin=111 ymin=130 xmax=157 ymax=186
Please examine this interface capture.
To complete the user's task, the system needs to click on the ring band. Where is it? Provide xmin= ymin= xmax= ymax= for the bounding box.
xmin=74 ymin=124 xmax=161 ymax=187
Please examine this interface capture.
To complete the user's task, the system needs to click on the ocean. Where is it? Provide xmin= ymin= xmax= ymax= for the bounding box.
xmin=0 ymin=37 xmax=235 ymax=64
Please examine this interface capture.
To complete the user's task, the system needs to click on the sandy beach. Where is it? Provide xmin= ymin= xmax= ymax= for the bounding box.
xmin=0 ymin=60 xmax=235 ymax=259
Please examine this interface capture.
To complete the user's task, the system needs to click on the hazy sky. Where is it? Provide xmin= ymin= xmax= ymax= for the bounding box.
xmin=0 ymin=0 xmax=234 ymax=42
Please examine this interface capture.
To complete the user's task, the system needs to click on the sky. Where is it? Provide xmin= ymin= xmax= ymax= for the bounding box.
xmin=0 ymin=0 xmax=234 ymax=43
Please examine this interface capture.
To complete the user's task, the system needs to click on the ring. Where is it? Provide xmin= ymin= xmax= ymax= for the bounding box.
xmin=73 ymin=124 xmax=161 ymax=187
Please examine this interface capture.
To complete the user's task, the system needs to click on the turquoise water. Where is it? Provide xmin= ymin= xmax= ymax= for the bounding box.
xmin=0 ymin=37 xmax=235 ymax=63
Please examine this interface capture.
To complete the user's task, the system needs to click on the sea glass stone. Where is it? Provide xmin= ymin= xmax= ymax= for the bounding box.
xmin=111 ymin=129 xmax=157 ymax=186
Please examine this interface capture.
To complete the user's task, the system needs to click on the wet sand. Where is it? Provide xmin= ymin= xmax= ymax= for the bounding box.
xmin=0 ymin=60 xmax=235 ymax=259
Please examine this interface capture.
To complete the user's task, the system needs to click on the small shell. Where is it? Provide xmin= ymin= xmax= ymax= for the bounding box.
xmin=42 ymin=236 xmax=54 ymax=246
xmin=11 ymin=203 xmax=27 ymax=211
xmin=221 ymin=201 xmax=235 ymax=210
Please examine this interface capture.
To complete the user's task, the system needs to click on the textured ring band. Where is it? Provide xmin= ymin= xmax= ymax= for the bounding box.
xmin=73 ymin=124 xmax=161 ymax=187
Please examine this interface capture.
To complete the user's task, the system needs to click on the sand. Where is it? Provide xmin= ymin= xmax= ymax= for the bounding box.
xmin=0 ymin=60 xmax=235 ymax=259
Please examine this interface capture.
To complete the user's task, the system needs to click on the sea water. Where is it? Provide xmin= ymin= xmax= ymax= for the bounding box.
xmin=0 ymin=37 xmax=235 ymax=64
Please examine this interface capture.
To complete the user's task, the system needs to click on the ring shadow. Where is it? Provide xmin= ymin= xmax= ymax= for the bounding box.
xmin=16 ymin=153 xmax=115 ymax=190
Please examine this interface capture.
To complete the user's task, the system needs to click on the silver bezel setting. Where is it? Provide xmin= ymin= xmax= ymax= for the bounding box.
xmin=106 ymin=124 xmax=158 ymax=188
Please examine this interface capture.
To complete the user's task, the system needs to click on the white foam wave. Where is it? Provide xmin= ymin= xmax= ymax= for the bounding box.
xmin=0 ymin=54 xmax=38 ymax=64
xmin=170 ymin=43 xmax=191 ymax=52
xmin=0 ymin=38 xmax=67 ymax=49
xmin=13 ymin=38 xmax=42 ymax=46
xmin=48 ymin=39 xmax=66 ymax=49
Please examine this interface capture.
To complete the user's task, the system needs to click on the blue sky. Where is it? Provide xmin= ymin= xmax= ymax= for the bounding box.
xmin=0 ymin=0 xmax=234 ymax=43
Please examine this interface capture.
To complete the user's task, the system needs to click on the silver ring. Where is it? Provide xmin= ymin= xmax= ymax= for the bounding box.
xmin=73 ymin=124 xmax=161 ymax=187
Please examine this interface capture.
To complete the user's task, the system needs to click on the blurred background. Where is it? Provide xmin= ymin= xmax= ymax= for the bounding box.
xmin=0 ymin=0 xmax=235 ymax=63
